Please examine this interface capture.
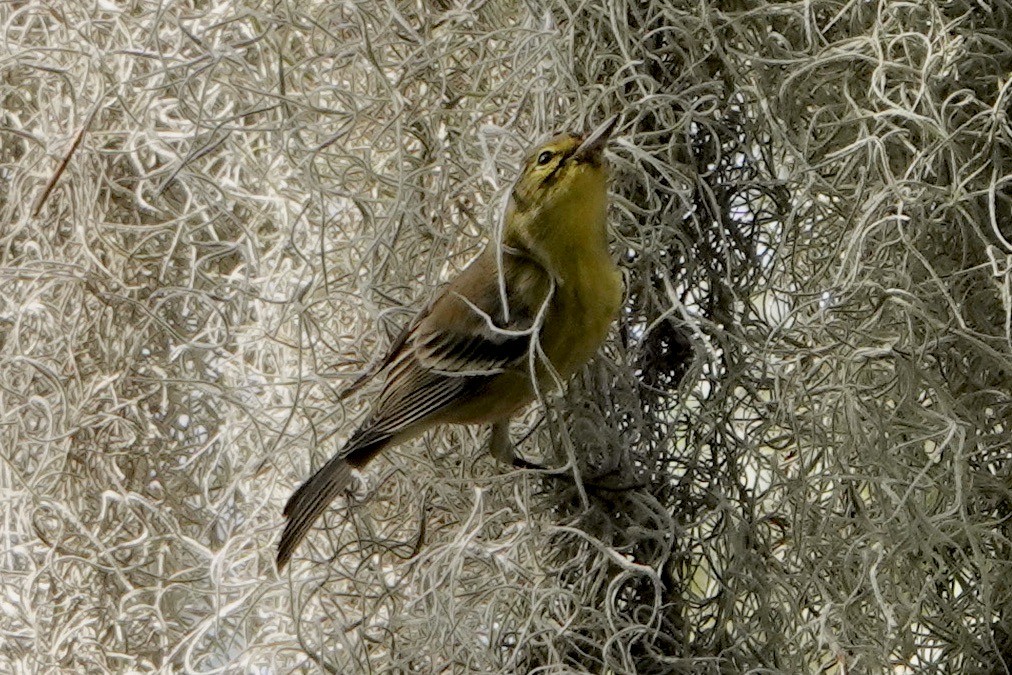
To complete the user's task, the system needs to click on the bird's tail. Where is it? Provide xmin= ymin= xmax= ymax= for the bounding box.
xmin=276 ymin=431 xmax=390 ymax=570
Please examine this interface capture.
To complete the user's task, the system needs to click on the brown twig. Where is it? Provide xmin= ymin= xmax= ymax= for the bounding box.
xmin=31 ymin=106 xmax=98 ymax=218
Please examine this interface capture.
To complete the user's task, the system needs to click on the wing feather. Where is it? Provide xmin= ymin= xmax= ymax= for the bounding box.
xmin=351 ymin=248 xmax=549 ymax=442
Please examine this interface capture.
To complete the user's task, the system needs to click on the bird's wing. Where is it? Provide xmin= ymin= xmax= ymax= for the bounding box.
xmin=359 ymin=248 xmax=550 ymax=438
xmin=337 ymin=247 xmax=542 ymax=399
xmin=336 ymin=306 xmax=425 ymax=402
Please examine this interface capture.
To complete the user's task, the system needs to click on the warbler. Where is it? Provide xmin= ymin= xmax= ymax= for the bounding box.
xmin=277 ymin=116 xmax=623 ymax=569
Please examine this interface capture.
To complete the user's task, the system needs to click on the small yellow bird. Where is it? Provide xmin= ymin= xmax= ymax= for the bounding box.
xmin=277 ymin=116 xmax=623 ymax=569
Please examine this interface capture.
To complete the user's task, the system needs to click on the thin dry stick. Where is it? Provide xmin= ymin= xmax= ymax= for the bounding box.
xmin=31 ymin=104 xmax=99 ymax=218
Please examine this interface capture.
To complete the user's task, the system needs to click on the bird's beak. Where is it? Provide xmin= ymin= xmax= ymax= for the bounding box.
xmin=573 ymin=115 xmax=619 ymax=161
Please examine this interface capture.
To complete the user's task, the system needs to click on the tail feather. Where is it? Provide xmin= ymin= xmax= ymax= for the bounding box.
xmin=276 ymin=432 xmax=390 ymax=570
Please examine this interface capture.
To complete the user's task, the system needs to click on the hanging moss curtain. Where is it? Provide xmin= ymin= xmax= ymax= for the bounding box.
xmin=1 ymin=1 xmax=1010 ymax=672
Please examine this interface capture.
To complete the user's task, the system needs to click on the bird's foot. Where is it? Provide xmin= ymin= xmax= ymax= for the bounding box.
xmin=488 ymin=422 xmax=646 ymax=491
xmin=489 ymin=421 xmax=553 ymax=470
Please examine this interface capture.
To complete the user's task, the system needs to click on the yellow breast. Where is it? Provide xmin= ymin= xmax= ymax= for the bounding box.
xmin=542 ymin=257 xmax=622 ymax=379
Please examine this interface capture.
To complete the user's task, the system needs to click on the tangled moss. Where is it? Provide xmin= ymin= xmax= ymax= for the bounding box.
xmin=1 ymin=1 xmax=1010 ymax=672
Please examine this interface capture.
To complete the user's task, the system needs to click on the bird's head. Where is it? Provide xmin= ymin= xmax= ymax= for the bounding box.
xmin=509 ymin=115 xmax=618 ymax=220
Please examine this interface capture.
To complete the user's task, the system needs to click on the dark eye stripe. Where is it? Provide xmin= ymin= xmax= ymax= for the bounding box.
xmin=544 ymin=145 xmax=579 ymax=179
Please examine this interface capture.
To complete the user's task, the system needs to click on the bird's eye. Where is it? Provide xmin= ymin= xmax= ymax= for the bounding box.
xmin=537 ymin=150 xmax=553 ymax=165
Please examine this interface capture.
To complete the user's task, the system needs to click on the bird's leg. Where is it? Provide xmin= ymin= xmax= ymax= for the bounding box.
xmin=488 ymin=422 xmax=642 ymax=490
xmin=488 ymin=420 xmax=515 ymax=464
xmin=488 ymin=421 xmax=545 ymax=470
